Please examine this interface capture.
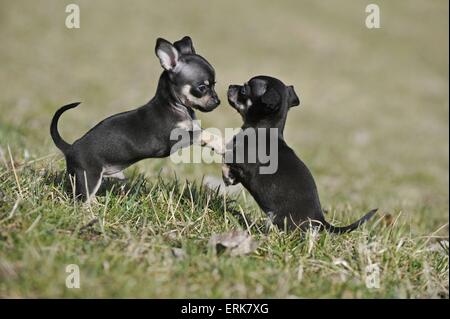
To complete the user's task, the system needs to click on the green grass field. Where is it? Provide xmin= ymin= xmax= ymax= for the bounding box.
xmin=0 ymin=0 xmax=448 ymax=298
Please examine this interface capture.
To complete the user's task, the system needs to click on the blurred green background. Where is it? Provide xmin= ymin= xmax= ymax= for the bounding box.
xmin=0 ymin=0 xmax=448 ymax=231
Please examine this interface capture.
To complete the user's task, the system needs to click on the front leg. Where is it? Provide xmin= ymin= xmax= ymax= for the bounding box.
xmin=199 ymin=129 xmax=225 ymax=155
xmin=222 ymin=163 xmax=238 ymax=186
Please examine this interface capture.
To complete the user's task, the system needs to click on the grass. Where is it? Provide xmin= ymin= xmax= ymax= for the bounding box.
xmin=0 ymin=160 xmax=448 ymax=298
xmin=0 ymin=0 xmax=448 ymax=298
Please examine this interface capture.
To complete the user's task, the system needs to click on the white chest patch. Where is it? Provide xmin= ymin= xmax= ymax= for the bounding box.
xmin=176 ymin=119 xmax=193 ymax=131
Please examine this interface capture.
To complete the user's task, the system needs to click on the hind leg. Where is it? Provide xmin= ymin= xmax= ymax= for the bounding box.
xmin=71 ymin=167 xmax=103 ymax=202
xmin=104 ymin=171 xmax=126 ymax=180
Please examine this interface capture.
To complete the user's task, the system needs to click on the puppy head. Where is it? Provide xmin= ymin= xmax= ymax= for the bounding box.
xmin=227 ymin=76 xmax=300 ymax=124
xmin=155 ymin=36 xmax=220 ymax=112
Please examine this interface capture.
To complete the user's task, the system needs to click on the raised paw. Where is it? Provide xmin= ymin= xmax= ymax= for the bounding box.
xmin=222 ymin=164 xmax=237 ymax=186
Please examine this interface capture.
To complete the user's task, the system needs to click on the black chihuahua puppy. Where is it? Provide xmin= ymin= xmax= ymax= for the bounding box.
xmin=51 ymin=36 xmax=224 ymax=201
xmin=223 ymin=75 xmax=377 ymax=233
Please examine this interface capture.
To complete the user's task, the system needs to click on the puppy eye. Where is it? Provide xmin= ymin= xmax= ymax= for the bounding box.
xmin=240 ymin=87 xmax=246 ymax=96
xmin=197 ymin=84 xmax=208 ymax=93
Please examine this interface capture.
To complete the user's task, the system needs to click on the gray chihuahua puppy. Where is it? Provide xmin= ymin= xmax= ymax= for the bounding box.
xmin=223 ymin=75 xmax=377 ymax=233
xmin=51 ymin=36 xmax=224 ymax=201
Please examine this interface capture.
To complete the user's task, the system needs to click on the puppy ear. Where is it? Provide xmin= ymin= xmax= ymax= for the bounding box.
xmin=173 ymin=36 xmax=196 ymax=55
xmin=261 ymin=87 xmax=281 ymax=112
xmin=155 ymin=38 xmax=180 ymax=71
xmin=287 ymin=85 xmax=300 ymax=107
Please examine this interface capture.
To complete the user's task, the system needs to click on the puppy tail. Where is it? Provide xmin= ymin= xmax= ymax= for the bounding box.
xmin=50 ymin=102 xmax=81 ymax=154
xmin=322 ymin=208 xmax=378 ymax=234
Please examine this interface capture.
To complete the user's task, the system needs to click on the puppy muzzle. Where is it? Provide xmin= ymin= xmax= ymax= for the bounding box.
xmin=227 ymin=85 xmax=239 ymax=105
xmin=227 ymin=85 xmax=244 ymax=113
xmin=198 ymin=95 xmax=220 ymax=112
